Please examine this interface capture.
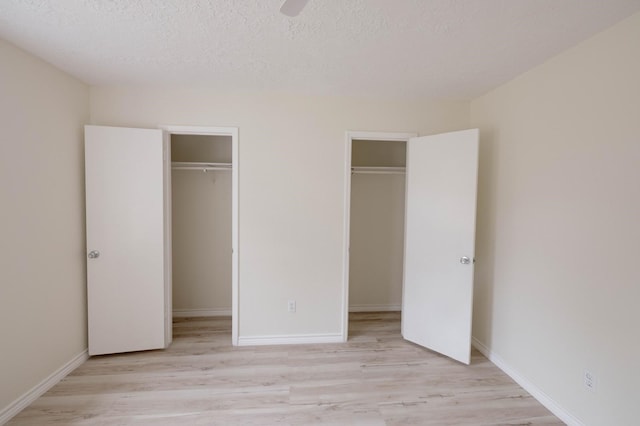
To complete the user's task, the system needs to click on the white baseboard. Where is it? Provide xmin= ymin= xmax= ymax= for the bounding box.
xmin=472 ymin=337 xmax=583 ymax=426
xmin=349 ymin=304 xmax=401 ymax=312
xmin=173 ymin=308 xmax=231 ymax=317
xmin=0 ymin=349 xmax=88 ymax=425
xmin=238 ymin=333 xmax=343 ymax=346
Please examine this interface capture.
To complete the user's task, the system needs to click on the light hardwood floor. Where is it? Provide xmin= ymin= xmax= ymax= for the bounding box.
xmin=7 ymin=312 xmax=562 ymax=425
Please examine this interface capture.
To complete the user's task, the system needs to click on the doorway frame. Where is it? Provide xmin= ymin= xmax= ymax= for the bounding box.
xmin=160 ymin=125 xmax=240 ymax=346
xmin=341 ymin=130 xmax=417 ymax=342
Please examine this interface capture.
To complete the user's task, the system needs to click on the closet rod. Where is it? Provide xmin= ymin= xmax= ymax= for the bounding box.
xmin=172 ymin=166 xmax=231 ymax=172
xmin=351 ymin=166 xmax=405 ymax=175
xmin=171 ymin=162 xmax=232 ymax=172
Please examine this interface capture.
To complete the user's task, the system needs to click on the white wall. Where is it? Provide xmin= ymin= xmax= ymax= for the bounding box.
xmin=171 ymin=135 xmax=232 ymax=315
xmin=0 ymin=40 xmax=89 ymax=414
xmin=90 ymin=89 xmax=469 ymax=338
xmin=470 ymin=12 xmax=640 ymax=426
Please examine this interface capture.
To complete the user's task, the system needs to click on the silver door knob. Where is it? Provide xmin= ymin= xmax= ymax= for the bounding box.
xmin=460 ymin=256 xmax=471 ymax=264
xmin=88 ymin=250 xmax=100 ymax=259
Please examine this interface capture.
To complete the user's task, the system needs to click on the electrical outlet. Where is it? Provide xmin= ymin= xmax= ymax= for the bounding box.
xmin=288 ymin=300 xmax=296 ymax=313
xmin=584 ymin=370 xmax=596 ymax=392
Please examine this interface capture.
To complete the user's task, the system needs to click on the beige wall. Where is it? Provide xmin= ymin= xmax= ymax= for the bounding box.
xmin=470 ymin=12 xmax=640 ymax=425
xmin=351 ymin=140 xmax=407 ymax=167
xmin=349 ymin=173 xmax=405 ymax=309
xmin=171 ymin=135 xmax=232 ymax=313
xmin=349 ymin=140 xmax=406 ymax=310
xmin=171 ymin=134 xmax=232 ymax=163
xmin=90 ymin=88 xmax=469 ymax=337
xmin=0 ymin=40 xmax=89 ymax=412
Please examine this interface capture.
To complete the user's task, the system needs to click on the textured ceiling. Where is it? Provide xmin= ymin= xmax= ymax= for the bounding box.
xmin=1 ymin=0 xmax=639 ymax=100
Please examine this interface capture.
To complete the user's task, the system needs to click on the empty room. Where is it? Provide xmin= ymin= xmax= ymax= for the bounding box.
xmin=1 ymin=1 xmax=639 ymax=425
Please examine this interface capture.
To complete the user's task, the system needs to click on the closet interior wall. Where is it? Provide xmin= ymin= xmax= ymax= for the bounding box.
xmin=349 ymin=140 xmax=407 ymax=312
xmin=171 ymin=134 xmax=232 ymax=316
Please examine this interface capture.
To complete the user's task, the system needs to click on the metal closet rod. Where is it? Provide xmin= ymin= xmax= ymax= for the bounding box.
xmin=171 ymin=162 xmax=232 ymax=172
xmin=351 ymin=166 xmax=406 ymax=175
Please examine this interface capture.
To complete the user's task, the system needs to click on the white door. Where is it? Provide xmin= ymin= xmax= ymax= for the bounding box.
xmin=85 ymin=125 xmax=171 ymax=356
xmin=402 ymin=129 xmax=479 ymax=364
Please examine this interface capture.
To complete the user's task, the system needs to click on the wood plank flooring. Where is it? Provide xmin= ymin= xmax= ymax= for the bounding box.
xmin=7 ymin=313 xmax=562 ymax=425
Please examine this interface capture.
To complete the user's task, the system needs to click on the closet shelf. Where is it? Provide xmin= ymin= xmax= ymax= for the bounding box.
xmin=351 ymin=166 xmax=405 ymax=175
xmin=171 ymin=162 xmax=231 ymax=172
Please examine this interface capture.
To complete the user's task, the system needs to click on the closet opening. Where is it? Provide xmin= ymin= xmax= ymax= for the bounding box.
xmin=162 ymin=126 xmax=239 ymax=346
xmin=342 ymin=131 xmax=416 ymax=341
xmin=343 ymin=129 xmax=479 ymax=363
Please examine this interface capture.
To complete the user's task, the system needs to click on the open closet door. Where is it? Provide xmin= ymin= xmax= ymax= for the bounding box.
xmin=402 ymin=129 xmax=479 ymax=365
xmin=85 ymin=125 xmax=171 ymax=356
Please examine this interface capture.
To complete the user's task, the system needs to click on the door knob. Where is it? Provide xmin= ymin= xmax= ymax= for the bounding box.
xmin=88 ymin=250 xmax=100 ymax=259
xmin=460 ymin=256 xmax=471 ymax=264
